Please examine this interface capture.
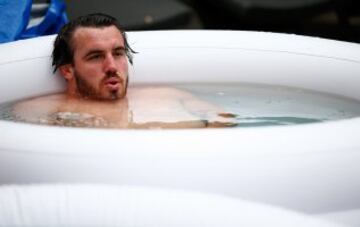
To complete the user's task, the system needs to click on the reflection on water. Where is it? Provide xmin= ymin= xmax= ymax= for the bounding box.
xmin=1 ymin=83 xmax=360 ymax=129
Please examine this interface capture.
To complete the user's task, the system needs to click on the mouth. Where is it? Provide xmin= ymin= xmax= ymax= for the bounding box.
xmin=104 ymin=77 xmax=122 ymax=91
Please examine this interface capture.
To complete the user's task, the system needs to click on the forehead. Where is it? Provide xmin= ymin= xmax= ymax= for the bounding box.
xmin=71 ymin=26 xmax=125 ymax=52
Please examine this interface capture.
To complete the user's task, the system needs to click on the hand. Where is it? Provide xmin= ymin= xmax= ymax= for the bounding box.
xmin=206 ymin=112 xmax=238 ymax=128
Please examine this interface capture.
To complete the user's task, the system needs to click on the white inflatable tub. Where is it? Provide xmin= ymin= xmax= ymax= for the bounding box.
xmin=1 ymin=30 xmax=360 ymax=226
xmin=0 ymin=184 xmax=345 ymax=227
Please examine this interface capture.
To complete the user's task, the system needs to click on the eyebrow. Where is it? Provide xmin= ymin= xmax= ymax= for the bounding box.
xmin=113 ymin=46 xmax=126 ymax=52
xmin=83 ymin=46 xmax=126 ymax=58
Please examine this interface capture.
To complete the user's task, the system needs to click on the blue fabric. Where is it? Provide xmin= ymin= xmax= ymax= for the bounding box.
xmin=0 ymin=0 xmax=32 ymax=43
xmin=21 ymin=0 xmax=68 ymax=39
xmin=0 ymin=0 xmax=68 ymax=43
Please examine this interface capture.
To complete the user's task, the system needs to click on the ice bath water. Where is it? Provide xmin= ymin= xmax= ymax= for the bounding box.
xmin=1 ymin=83 xmax=360 ymax=128
xmin=174 ymin=83 xmax=360 ymax=127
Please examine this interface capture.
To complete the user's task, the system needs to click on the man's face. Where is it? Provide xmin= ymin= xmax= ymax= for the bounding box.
xmin=63 ymin=25 xmax=129 ymax=100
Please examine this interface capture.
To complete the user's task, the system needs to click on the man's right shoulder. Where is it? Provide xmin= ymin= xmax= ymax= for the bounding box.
xmin=12 ymin=93 xmax=66 ymax=118
xmin=15 ymin=94 xmax=64 ymax=107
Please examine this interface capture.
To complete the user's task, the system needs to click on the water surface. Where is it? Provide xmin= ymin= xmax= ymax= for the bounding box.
xmin=175 ymin=83 xmax=360 ymax=127
xmin=1 ymin=83 xmax=360 ymax=128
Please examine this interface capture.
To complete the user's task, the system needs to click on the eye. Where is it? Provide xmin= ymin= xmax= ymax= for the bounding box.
xmin=88 ymin=54 xmax=102 ymax=60
xmin=113 ymin=48 xmax=126 ymax=57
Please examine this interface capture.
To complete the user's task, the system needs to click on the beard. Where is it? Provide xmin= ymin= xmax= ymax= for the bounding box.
xmin=74 ymin=70 xmax=128 ymax=100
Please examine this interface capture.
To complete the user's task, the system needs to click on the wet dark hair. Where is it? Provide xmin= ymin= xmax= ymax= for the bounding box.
xmin=52 ymin=13 xmax=136 ymax=73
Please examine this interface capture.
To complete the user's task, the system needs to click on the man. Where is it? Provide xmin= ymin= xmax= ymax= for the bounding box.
xmin=13 ymin=13 xmax=236 ymax=128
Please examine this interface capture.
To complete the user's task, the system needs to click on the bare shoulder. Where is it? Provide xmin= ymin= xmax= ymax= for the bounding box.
xmin=12 ymin=93 xmax=66 ymax=122
xmin=13 ymin=93 xmax=65 ymax=110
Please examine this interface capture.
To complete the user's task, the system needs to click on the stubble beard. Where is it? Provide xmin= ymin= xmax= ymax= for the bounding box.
xmin=74 ymin=71 xmax=128 ymax=100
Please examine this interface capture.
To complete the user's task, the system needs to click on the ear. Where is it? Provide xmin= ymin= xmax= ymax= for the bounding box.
xmin=59 ymin=64 xmax=74 ymax=81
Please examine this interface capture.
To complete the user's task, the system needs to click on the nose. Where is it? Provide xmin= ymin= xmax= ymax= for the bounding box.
xmin=103 ymin=54 xmax=117 ymax=73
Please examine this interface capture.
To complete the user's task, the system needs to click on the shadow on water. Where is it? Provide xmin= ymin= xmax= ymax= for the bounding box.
xmin=235 ymin=116 xmax=325 ymax=127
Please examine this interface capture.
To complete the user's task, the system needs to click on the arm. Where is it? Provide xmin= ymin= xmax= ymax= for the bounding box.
xmin=177 ymin=89 xmax=238 ymax=128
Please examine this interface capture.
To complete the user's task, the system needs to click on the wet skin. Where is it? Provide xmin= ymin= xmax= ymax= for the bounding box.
xmin=12 ymin=86 xmax=237 ymax=129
